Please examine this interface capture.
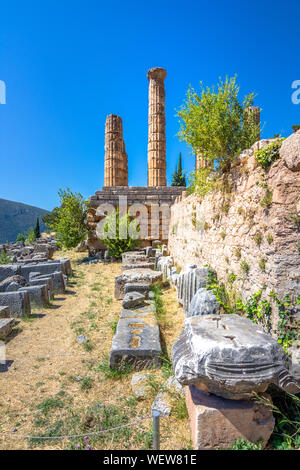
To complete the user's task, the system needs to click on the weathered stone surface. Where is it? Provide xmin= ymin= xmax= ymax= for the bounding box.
xmin=0 ymin=275 xmax=27 ymax=292
xmin=122 ymin=252 xmax=148 ymax=264
xmin=188 ymin=288 xmax=220 ymax=317
xmin=0 ymin=306 xmax=10 ymax=318
xmin=104 ymin=114 xmax=128 ymax=186
xmin=0 ymin=318 xmax=15 ymax=339
xmin=172 ymin=314 xmax=299 ymax=400
xmin=0 ymin=265 xmax=21 ymax=283
xmin=110 ymin=302 xmax=161 ymax=369
xmin=281 ymin=129 xmax=300 ymax=171
xmin=157 ymin=256 xmax=173 ymax=279
xmin=20 ymin=262 xmax=62 ymax=281
xmin=32 ymin=272 xmax=65 ymax=294
xmin=29 ymin=277 xmax=54 ymax=299
xmin=19 ymin=285 xmax=49 ymax=307
xmin=147 ymin=68 xmax=167 ymax=186
xmin=122 ymin=292 xmax=145 ymax=309
xmin=124 ymin=283 xmax=150 ymax=297
xmin=168 ymin=135 xmax=300 ymax=316
xmin=115 ymin=269 xmax=162 ymax=300
xmin=152 ymin=376 xmax=184 ymax=416
xmin=185 ymin=386 xmax=274 ymax=450
xmin=177 ymin=266 xmax=212 ymax=315
xmin=122 ymin=262 xmax=155 ymax=271
xmin=0 ymin=291 xmax=31 ymax=317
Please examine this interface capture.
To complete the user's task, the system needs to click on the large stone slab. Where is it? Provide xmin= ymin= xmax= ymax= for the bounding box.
xmin=172 ymin=314 xmax=299 ymax=400
xmin=20 ymin=262 xmax=62 ymax=281
xmin=185 ymin=385 xmax=274 ymax=450
xmin=122 ymin=262 xmax=155 ymax=271
xmin=115 ymin=269 xmax=162 ymax=300
xmin=188 ymin=288 xmax=220 ymax=317
xmin=19 ymin=285 xmax=49 ymax=307
xmin=0 ymin=318 xmax=15 ymax=339
xmin=0 ymin=275 xmax=27 ymax=292
xmin=110 ymin=302 xmax=161 ymax=369
xmin=0 ymin=291 xmax=31 ymax=317
xmin=0 ymin=306 xmax=10 ymax=319
xmin=30 ymin=272 xmax=65 ymax=294
xmin=122 ymin=252 xmax=148 ymax=264
xmin=122 ymin=292 xmax=145 ymax=309
xmin=0 ymin=264 xmax=21 ymax=283
xmin=29 ymin=277 xmax=54 ymax=299
xmin=124 ymin=283 xmax=150 ymax=297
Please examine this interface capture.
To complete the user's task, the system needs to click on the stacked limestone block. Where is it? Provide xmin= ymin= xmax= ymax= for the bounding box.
xmin=147 ymin=67 xmax=167 ymax=186
xmin=104 ymin=114 xmax=128 ymax=187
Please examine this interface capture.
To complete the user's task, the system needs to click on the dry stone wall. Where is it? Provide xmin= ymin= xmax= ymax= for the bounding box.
xmin=168 ymin=132 xmax=300 ymax=310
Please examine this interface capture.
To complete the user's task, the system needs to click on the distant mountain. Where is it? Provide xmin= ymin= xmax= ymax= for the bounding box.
xmin=0 ymin=198 xmax=49 ymax=243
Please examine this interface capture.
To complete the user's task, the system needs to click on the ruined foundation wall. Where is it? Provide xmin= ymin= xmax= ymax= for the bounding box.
xmin=168 ymin=133 xmax=300 ymax=304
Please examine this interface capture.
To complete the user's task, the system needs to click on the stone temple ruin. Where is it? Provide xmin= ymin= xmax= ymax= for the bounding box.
xmin=87 ymin=67 xmax=185 ymax=254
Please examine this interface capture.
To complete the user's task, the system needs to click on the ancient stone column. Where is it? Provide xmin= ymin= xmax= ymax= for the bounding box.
xmin=195 ymin=153 xmax=213 ymax=172
xmin=147 ymin=67 xmax=167 ymax=186
xmin=244 ymin=106 xmax=261 ymax=141
xmin=104 ymin=114 xmax=128 ymax=186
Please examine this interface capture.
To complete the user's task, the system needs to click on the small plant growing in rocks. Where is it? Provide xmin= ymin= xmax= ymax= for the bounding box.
xmin=254 ymin=139 xmax=284 ymax=170
xmin=240 ymin=260 xmax=250 ymax=274
xmin=259 ymin=258 xmax=266 ymax=272
xmin=234 ymin=247 xmax=242 ymax=259
xmin=220 ymin=231 xmax=226 ymax=239
xmin=260 ymin=188 xmax=273 ymax=208
xmin=253 ymin=231 xmax=263 ymax=246
xmin=228 ymin=273 xmax=237 ymax=284
xmin=0 ymin=250 xmax=13 ymax=265
xmin=266 ymin=233 xmax=274 ymax=244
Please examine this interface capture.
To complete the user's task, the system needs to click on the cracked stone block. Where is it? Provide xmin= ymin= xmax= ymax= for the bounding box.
xmin=0 ymin=291 xmax=31 ymax=317
xmin=185 ymin=385 xmax=275 ymax=450
xmin=110 ymin=303 xmax=161 ymax=369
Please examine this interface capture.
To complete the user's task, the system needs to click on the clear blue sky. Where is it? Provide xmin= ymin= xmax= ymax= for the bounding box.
xmin=0 ymin=0 xmax=299 ymax=210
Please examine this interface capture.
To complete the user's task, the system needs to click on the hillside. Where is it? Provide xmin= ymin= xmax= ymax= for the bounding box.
xmin=0 ymin=198 xmax=49 ymax=243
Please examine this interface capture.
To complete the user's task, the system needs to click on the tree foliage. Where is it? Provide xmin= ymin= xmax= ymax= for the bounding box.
xmin=177 ymin=75 xmax=261 ymax=171
xmin=171 ymin=153 xmax=186 ymax=186
xmin=34 ymin=217 xmax=41 ymax=239
xmin=42 ymin=188 xmax=88 ymax=249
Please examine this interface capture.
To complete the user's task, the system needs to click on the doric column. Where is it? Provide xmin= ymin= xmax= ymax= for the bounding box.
xmin=195 ymin=153 xmax=213 ymax=171
xmin=104 ymin=114 xmax=128 ymax=186
xmin=147 ymin=67 xmax=167 ymax=186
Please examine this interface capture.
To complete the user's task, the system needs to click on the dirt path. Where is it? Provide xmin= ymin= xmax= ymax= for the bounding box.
xmin=0 ymin=251 xmax=191 ymax=450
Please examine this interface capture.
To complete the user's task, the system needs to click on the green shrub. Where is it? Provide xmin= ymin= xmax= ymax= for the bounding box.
xmin=260 ymin=188 xmax=273 ymax=208
xmin=42 ymin=188 xmax=88 ymax=249
xmin=259 ymin=258 xmax=266 ymax=272
xmin=0 ymin=251 xmax=13 ymax=265
xmin=16 ymin=233 xmax=26 ymax=243
xmin=266 ymin=233 xmax=273 ymax=244
xmin=254 ymin=139 xmax=284 ymax=170
xmin=253 ymin=231 xmax=263 ymax=246
xmin=101 ymin=210 xmax=140 ymax=259
xmin=240 ymin=260 xmax=250 ymax=274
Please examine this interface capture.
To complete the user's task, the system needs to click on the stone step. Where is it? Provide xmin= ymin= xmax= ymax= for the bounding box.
xmin=109 ymin=302 xmax=161 ymax=370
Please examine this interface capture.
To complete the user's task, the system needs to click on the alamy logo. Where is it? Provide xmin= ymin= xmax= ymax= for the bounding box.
xmin=0 ymin=80 xmax=6 ymax=104
xmin=291 ymin=80 xmax=300 ymax=104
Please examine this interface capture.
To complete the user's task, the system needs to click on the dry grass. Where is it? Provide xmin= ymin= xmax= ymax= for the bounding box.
xmin=0 ymin=250 xmax=191 ymax=450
